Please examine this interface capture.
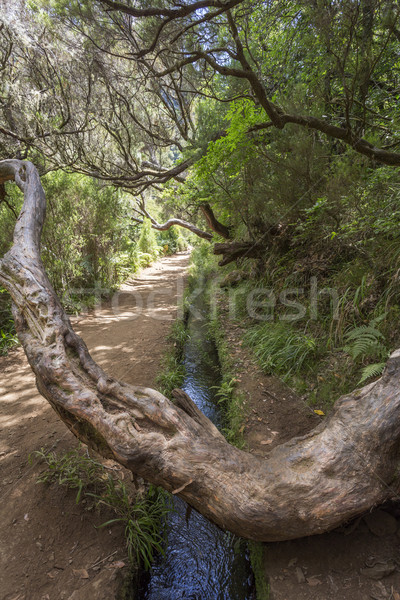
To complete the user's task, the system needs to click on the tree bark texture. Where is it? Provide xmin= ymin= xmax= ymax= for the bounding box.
xmin=1 ymin=160 xmax=400 ymax=542
xmin=200 ymin=203 xmax=231 ymax=239
xmin=213 ymin=241 xmax=264 ymax=265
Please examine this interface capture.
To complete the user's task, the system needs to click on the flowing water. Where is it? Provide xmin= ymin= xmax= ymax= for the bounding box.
xmin=139 ymin=295 xmax=255 ymax=600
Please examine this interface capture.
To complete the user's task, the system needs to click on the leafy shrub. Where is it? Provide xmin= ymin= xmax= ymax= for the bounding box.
xmin=157 ymin=226 xmax=188 ymax=254
xmin=138 ymin=218 xmax=159 ymax=259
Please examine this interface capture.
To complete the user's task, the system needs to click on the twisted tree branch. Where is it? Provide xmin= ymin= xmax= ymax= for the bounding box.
xmin=1 ymin=159 xmax=400 ymax=542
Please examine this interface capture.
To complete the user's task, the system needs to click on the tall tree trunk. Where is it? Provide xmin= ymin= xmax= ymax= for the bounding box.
xmin=1 ymin=159 xmax=400 ymax=542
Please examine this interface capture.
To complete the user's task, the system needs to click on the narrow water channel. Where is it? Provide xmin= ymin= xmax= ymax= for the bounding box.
xmin=139 ymin=293 xmax=255 ymax=600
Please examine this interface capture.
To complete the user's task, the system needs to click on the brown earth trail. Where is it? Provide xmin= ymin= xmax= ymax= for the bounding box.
xmin=0 ymin=253 xmax=189 ymax=600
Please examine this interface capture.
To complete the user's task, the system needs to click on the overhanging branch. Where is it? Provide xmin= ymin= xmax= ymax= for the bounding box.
xmin=132 ymin=213 xmax=213 ymax=240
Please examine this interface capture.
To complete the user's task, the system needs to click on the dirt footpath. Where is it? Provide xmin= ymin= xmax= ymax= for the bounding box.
xmin=0 ymin=253 xmax=189 ymax=600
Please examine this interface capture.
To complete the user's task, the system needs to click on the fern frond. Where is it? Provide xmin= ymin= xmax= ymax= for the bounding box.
xmin=344 ymin=325 xmax=386 ymax=360
xmin=358 ymin=362 xmax=386 ymax=384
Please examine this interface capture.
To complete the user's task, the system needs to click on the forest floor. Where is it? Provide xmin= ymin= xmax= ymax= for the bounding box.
xmin=218 ymin=300 xmax=400 ymax=600
xmin=0 ymin=252 xmax=189 ymax=600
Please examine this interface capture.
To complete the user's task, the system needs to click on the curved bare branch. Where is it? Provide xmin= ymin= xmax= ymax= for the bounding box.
xmin=132 ymin=213 xmax=213 ymax=240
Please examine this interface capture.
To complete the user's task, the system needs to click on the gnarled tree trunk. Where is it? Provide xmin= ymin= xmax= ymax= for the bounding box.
xmin=1 ymin=159 xmax=400 ymax=542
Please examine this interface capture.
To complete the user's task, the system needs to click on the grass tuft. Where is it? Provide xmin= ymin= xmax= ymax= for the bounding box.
xmin=33 ymin=446 xmax=170 ymax=569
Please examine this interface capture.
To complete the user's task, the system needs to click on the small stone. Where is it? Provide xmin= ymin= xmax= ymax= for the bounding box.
xmin=110 ymin=561 xmax=126 ymax=569
xmin=295 ymin=566 xmax=306 ymax=583
xmin=307 ymin=577 xmax=322 ymax=586
xmin=73 ymin=568 xmax=89 ymax=579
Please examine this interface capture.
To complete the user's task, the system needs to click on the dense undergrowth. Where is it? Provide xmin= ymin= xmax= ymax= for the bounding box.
xmin=171 ymin=81 xmax=400 ymax=414
xmin=189 ymin=212 xmax=400 ymax=414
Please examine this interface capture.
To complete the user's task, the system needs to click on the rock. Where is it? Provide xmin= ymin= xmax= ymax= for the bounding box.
xmin=364 ymin=510 xmax=398 ymax=537
xmin=295 ymin=566 xmax=306 ymax=583
xmin=360 ymin=560 xmax=396 ymax=580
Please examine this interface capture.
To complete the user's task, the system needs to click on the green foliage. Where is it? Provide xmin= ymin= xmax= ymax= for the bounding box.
xmin=156 ymin=356 xmax=186 ymax=397
xmin=41 ymin=172 xmax=137 ymax=297
xmin=196 ymin=99 xmax=266 ymax=179
xmin=34 ymin=446 xmax=106 ymax=503
xmin=343 ymin=316 xmax=389 ymax=385
xmin=248 ymin=541 xmax=270 ymax=600
xmin=0 ymin=288 xmax=18 ymax=355
xmin=157 ymin=310 xmax=189 ymax=397
xmin=188 ymin=241 xmax=218 ymax=286
xmin=33 ymin=446 xmax=170 ymax=568
xmin=212 ymin=378 xmax=236 ymax=404
xmin=94 ymin=480 xmax=169 ymax=569
xmin=244 ymin=323 xmax=318 ymax=380
xmin=1 ymin=171 xmax=142 ymax=316
xmin=138 ymin=218 xmax=159 ymax=259
xmin=168 ymin=317 xmax=189 ymax=350
xmin=208 ymin=316 xmax=246 ymax=449
xmin=343 ymin=324 xmax=387 ymax=362
xmin=157 ymin=226 xmax=188 ymax=255
xmin=358 ymin=362 xmax=386 ymax=385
